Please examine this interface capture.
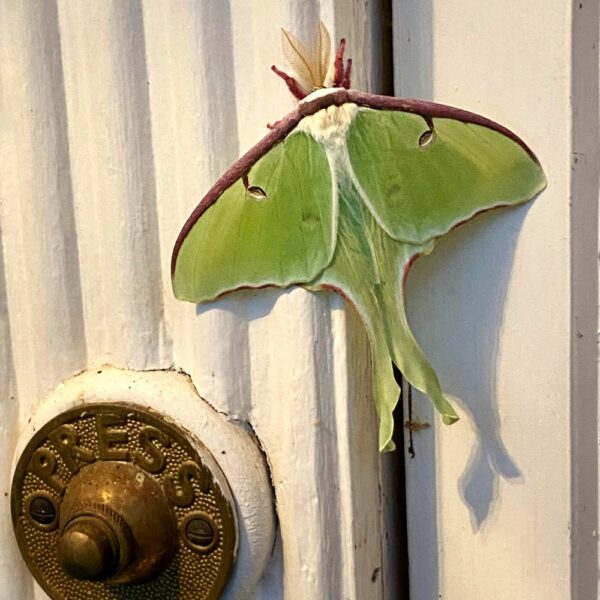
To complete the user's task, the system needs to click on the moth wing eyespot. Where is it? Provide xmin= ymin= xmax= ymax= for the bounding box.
xmin=418 ymin=129 xmax=436 ymax=148
xmin=246 ymin=185 xmax=268 ymax=200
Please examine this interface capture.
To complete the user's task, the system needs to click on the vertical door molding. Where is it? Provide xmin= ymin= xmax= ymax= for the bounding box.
xmin=1 ymin=1 xmax=397 ymax=598
xmin=393 ymin=1 xmax=599 ymax=598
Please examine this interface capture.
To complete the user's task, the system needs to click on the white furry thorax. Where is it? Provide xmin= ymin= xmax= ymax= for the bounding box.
xmin=296 ymin=88 xmax=359 ymax=150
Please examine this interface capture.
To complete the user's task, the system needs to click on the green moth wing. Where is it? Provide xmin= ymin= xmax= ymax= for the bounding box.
xmin=346 ymin=108 xmax=546 ymax=244
xmin=172 ymin=89 xmax=547 ymax=451
xmin=173 ymin=131 xmax=335 ymax=303
xmin=314 ymin=97 xmax=547 ymax=449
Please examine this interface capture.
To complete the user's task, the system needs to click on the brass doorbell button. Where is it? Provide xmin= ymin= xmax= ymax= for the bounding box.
xmin=12 ymin=403 xmax=237 ymax=599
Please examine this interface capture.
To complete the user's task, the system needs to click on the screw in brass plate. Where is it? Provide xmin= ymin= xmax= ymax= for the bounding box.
xmin=182 ymin=513 xmax=218 ymax=553
xmin=25 ymin=493 xmax=59 ymax=531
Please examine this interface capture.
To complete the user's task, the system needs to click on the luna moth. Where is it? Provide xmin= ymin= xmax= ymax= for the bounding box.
xmin=172 ymin=24 xmax=546 ymax=451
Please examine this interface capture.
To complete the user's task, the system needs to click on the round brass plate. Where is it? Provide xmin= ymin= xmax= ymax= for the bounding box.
xmin=11 ymin=403 xmax=237 ymax=599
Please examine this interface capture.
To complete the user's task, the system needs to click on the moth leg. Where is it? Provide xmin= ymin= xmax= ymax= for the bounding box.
xmin=266 ymin=118 xmax=284 ymax=130
xmin=341 ymin=58 xmax=352 ymax=89
xmin=271 ymin=65 xmax=307 ymax=100
xmin=332 ymin=38 xmax=347 ymax=87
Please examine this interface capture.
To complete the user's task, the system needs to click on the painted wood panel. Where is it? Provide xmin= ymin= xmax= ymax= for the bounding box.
xmin=393 ymin=1 xmax=599 ymax=599
xmin=0 ymin=1 xmax=396 ymax=599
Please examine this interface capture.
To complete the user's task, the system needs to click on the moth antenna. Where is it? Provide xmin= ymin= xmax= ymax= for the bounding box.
xmin=316 ymin=21 xmax=332 ymax=84
xmin=332 ymin=38 xmax=346 ymax=87
xmin=271 ymin=65 xmax=307 ymax=100
xmin=281 ymin=28 xmax=317 ymax=90
xmin=341 ymin=58 xmax=352 ymax=89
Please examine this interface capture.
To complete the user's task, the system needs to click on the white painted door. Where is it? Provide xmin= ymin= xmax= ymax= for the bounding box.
xmin=0 ymin=2 xmax=396 ymax=599
xmin=394 ymin=1 xmax=599 ymax=599
xmin=1 ymin=1 xmax=597 ymax=600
